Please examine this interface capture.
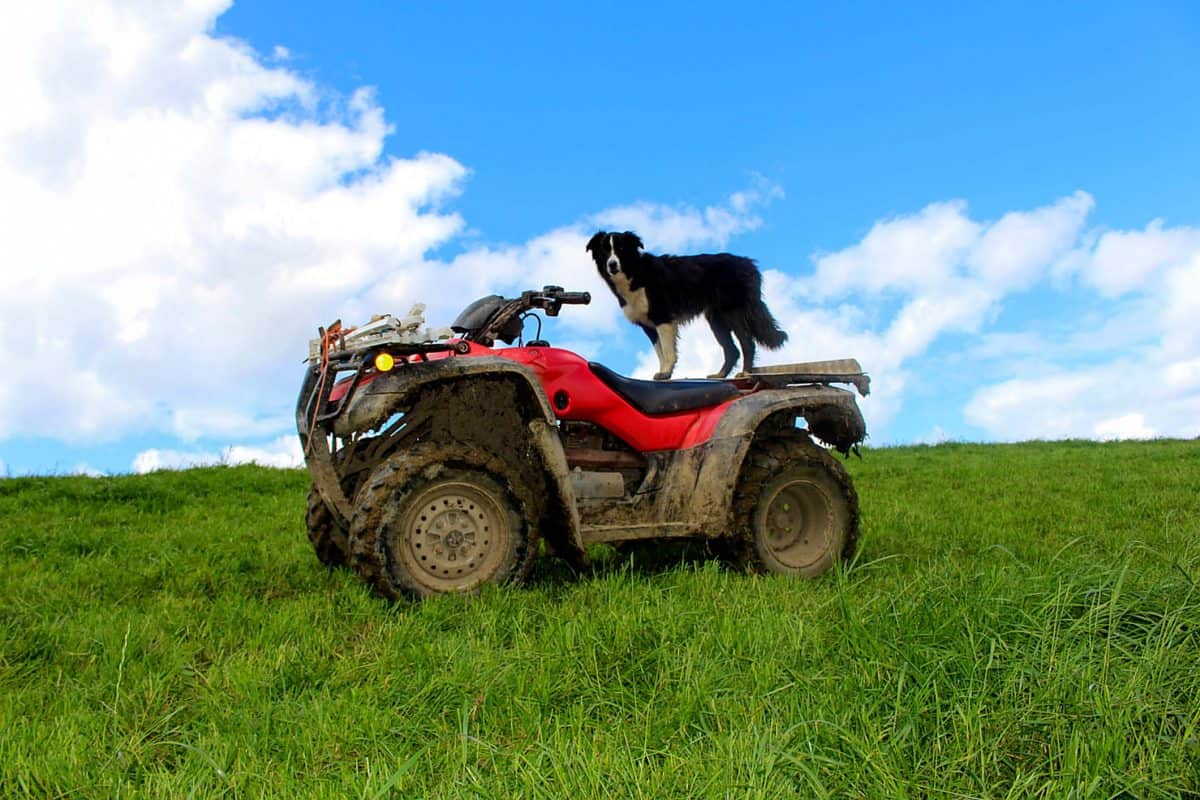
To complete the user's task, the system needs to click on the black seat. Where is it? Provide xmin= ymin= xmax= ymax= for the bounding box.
xmin=588 ymin=362 xmax=740 ymax=415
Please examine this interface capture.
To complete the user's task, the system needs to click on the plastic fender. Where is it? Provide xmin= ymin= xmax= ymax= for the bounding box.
xmin=332 ymin=355 xmax=556 ymax=435
xmin=707 ymin=385 xmax=866 ymax=446
xmin=678 ymin=385 xmax=866 ymax=534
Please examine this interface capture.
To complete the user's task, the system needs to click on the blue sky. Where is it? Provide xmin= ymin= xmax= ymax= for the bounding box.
xmin=214 ymin=0 xmax=1200 ymax=237
xmin=2 ymin=1 xmax=1198 ymax=476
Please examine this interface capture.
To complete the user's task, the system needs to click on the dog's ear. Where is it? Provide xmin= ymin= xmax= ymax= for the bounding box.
xmin=623 ymin=231 xmax=644 ymax=251
xmin=586 ymin=231 xmax=607 ymax=253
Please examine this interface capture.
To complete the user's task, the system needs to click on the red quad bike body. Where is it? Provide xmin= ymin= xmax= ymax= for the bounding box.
xmin=298 ymin=286 xmax=869 ymax=600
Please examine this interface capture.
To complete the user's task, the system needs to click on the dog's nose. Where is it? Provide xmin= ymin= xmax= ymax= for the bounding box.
xmin=607 ymin=260 xmax=619 ymax=274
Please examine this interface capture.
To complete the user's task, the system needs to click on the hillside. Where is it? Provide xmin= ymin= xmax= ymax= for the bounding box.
xmin=2 ymin=440 xmax=1197 ymax=797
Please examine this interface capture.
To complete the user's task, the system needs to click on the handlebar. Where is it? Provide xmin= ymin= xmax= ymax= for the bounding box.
xmin=553 ymin=290 xmax=591 ymax=305
xmin=525 ymin=285 xmax=590 ymax=316
xmin=465 ymin=285 xmax=591 ymax=345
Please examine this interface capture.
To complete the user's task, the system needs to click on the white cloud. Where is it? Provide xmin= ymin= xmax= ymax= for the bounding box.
xmin=132 ymin=448 xmax=220 ymax=474
xmin=591 ymin=177 xmax=783 ymax=252
xmin=966 ymin=369 xmax=1107 ymax=440
xmin=132 ymin=434 xmax=303 ymax=474
xmin=1165 ymin=358 xmax=1200 ymax=392
xmin=1076 ymin=219 xmax=1200 ymax=297
xmin=0 ymin=1 xmax=466 ymax=445
xmin=965 ymin=359 xmax=1200 ymax=442
xmin=807 ymin=200 xmax=980 ymax=297
xmin=807 ymin=192 xmax=1092 ymax=300
xmin=170 ymin=408 xmax=294 ymax=443
xmin=1160 ymin=251 xmax=1200 ymax=360
xmin=223 ymin=435 xmax=305 ymax=469
xmin=965 ymin=219 xmax=1200 ymax=441
xmin=1094 ymin=414 xmax=1155 ymax=441
xmin=967 ymin=191 xmax=1094 ymax=289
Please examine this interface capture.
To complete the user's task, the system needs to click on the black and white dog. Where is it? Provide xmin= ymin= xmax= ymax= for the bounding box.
xmin=586 ymin=230 xmax=788 ymax=380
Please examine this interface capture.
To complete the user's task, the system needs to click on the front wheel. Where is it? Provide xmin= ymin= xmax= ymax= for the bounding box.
xmin=729 ymin=433 xmax=859 ymax=578
xmin=348 ymin=444 xmax=540 ymax=600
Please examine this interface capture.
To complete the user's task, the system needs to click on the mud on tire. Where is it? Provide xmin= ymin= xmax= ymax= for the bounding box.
xmin=727 ymin=431 xmax=859 ymax=578
xmin=348 ymin=442 xmax=541 ymax=600
xmin=306 ymin=485 xmax=350 ymax=567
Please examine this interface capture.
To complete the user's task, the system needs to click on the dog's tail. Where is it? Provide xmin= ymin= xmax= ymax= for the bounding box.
xmin=749 ymin=297 xmax=788 ymax=349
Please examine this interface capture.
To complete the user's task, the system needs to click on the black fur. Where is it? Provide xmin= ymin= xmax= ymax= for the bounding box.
xmin=586 ymin=230 xmax=788 ymax=379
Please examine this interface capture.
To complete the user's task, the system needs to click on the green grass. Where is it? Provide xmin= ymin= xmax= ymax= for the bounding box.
xmin=2 ymin=440 xmax=1198 ymax=798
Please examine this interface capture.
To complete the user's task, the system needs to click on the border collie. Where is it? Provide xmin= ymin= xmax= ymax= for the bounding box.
xmin=586 ymin=230 xmax=788 ymax=380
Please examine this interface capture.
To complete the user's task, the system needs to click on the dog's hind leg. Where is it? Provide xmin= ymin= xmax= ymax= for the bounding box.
xmin=732 ymin=320 xmax=757 ymax=376
xmin=705 ymin=311 xmax=740 ymax=379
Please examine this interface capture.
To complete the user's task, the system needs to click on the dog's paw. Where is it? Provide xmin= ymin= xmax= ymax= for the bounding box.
xmin=652 ymin=371 xmax=672 ymax=381
xmin=706 ymin=372 xmax=729 ymax=380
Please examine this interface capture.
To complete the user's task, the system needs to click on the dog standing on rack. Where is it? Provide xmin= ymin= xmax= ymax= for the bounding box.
xmin=586 ymin=230 xmax=788 ymax=380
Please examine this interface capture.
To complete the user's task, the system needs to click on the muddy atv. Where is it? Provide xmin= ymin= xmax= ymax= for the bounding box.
xmin=297 ymin=286 xmax=869 ymax=600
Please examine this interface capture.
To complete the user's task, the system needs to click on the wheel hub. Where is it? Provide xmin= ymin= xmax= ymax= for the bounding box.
xmin=442 ymin=528 xmax=465 ymax=550
xmin=761 ymin=478 xmax=834 ymax=570
xmin=394 ymin=479 xmax=507 ymax=590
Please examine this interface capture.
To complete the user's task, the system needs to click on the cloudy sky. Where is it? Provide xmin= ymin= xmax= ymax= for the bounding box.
xmin=2 ymin=0 xmax=1198 ymax=476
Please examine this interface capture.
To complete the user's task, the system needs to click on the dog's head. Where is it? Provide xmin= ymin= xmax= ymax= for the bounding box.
xmin=586 ymin=230 xmax=644 ymax=280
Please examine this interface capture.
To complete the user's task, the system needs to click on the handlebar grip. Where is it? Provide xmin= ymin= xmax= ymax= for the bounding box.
xmin=557 ymin=291 xmax=590 ymax=305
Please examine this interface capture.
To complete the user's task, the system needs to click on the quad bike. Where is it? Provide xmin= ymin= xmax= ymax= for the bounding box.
xmin=296 ymin=286 xmax=869 ymax=600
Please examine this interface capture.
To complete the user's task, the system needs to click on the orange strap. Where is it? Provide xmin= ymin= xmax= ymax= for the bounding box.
xmin=306 ymin=320 xmax=352 ymax=453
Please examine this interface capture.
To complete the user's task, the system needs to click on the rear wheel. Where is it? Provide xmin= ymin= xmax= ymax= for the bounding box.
xmin=729 ymin=432 xmax=858 ymax=577
xmin=306 ymin=485 xmax=349 ymax=567
xmin=349 ymin=443 xmax=539 ymax=600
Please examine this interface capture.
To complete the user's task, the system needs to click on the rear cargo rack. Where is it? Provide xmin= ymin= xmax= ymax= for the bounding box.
xmin=734 ymin=359 xmax=870 ymax=396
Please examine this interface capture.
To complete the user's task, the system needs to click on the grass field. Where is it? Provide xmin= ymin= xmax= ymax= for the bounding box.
xmin=2 ymin=440 xmax=1198 ymax=798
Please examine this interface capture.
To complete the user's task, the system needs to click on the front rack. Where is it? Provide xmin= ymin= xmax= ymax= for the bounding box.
xmin=307 ymin=305 xmax=454 ymax=363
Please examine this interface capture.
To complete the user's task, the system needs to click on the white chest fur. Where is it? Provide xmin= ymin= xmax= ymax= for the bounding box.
xmin=610 ymin=272 xmax=651 ymax=326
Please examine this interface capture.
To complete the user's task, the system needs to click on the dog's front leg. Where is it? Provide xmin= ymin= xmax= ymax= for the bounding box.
xmin=653 ymin=323 xmax=678 ymax=380
xmin=639 ymin=324 xmax=666 ymax=376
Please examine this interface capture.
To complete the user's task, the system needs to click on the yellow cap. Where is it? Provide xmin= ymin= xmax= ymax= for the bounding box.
xmin=374 ymin=352 xmax=395 ymax=372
